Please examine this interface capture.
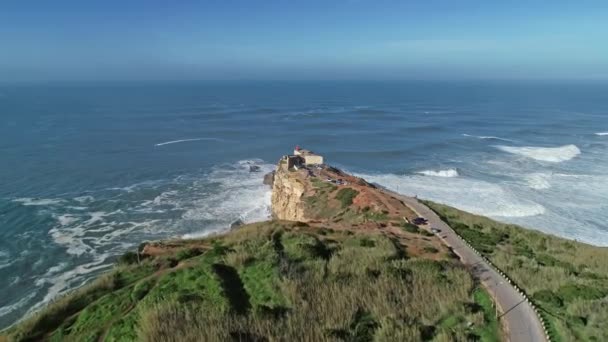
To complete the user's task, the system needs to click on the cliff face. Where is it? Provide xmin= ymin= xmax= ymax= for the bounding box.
xmin=271 ymin=164 xmax=308 ymax=221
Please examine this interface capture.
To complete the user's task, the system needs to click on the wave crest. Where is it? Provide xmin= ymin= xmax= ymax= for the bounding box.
xmin=417 ymin=169 xmax=459 ymax=177
xmin=495 ymin=144 xmax=581 ymax=162
xmin=463 ymin=134 xmax=515 ymax=142
xmin=155 ymin=138 xmax=223 ymax=146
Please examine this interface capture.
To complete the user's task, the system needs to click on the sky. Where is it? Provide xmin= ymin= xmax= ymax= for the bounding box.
xmin=1 ymin=0 xmax=607 ymax=81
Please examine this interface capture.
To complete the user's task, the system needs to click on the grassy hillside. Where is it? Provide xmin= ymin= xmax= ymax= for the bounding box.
xmin=424 ymin=201 xmax=608 ymax=342
xmin=4 ymin=221 xmax=500 ymax=342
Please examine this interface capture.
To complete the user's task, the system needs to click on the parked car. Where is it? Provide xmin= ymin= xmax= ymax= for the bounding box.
xmin=412 ymin=217 xmax=428 ymax=225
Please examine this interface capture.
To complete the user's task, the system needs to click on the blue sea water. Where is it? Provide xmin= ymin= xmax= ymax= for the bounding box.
xmin=1 ymin=80 xmax=607 ymax=327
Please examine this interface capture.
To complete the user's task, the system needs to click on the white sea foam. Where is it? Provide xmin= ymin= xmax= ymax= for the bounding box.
xmin=181 ymin=159 xmax=274 ymax=232
xmin=13 ymin=198 xmax=65 ymax=206
xmin=17 ymin=158 xmax=276 ymax=320
xmin=358 ymin=172 xmax=545 ymax=218
xmin=595 ymin=132 xmax=608 ymax=136
xmin=0 ymin=261 xmax=14 ymax=270
xmin=495 ymin=144 xmax=581 ymax=162
xmin=74 ymin=195 xmax=95 ymax=203
xmin=57 ymin=214 xmax=78 ymax=226
xmin=463 ymin=133 xmax=515 ymax=142
xmin=34 ymin=255 xmax=112 ymax=307
xmin=49 ymin=225 xmax=92 ymax=256
xmin=525 ymin=173 xmax=552 ymax=190
xmin=0 ymin=292 xmax=36 ymax=318
xmin=155 ymin=138 xmax=222 ymax=146
xmin=417 ymin=169 xmax=459 ymax=177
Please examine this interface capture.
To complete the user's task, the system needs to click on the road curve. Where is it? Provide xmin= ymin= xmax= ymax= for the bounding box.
xmin=390 ymin=192 xmax=547 ymax=342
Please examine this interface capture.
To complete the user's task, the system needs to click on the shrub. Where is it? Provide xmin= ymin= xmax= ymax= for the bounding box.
xmin=335 ymin=188 xmax=359 ymax=208
xmin=423 ymin=246 xmax=439 ymax=254
xmin=400 ymin=223 xmax=420 ymax=234
xmin=176 ymin=248 xmax=203 ymax=261
xmin=532 ymin=289 xmax=563 ymax=308
xmin=557 ymin=284 xmax=606 ymax=302
xmin=119 ymin=251 xmax=139 ymax=265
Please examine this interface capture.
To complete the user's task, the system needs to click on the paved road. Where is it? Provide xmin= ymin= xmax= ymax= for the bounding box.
xmin=389 ymin=192 xmax=547 ymax=342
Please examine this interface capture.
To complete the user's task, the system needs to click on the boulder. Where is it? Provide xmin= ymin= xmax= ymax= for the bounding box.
xmin=263 ymin=171 xmax=275 ymax=186
xmin=230 ymin=219 xmax=245 ymax=229
xmin=249 ymin=165 xmax=261 ymax=172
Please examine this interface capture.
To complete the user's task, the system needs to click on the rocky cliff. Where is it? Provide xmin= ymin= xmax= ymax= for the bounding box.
xmin=270 ymin=163 xmax=308 ymax=221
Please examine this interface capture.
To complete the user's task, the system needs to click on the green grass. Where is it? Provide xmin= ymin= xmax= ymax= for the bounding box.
xmin=425 ymin=200 xmax=608 ymax=342
xmin=362 ymin=210 xmax=389 ymax=222
xmin=400 ymin=222 xmax=421 ymax=233
xmin=335 ymin=188 xmax=359 ymax=208
xmin=471 ymin=288 xmax=501 ymax=342
xmin=310 ymin=178 xmax=337 ymax=191
xmin=5 ymin=221 xmax=502 ymax=341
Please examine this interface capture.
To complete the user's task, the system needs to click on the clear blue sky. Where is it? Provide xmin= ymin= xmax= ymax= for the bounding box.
xmin=1 ymin=0 xmax=607 ymax=81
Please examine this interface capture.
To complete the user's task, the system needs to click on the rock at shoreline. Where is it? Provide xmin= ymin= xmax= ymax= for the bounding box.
xmin=263 ymin=171 xmax=275 ymax=186
xmin=230 ymin=218 xmax=245 ymax=229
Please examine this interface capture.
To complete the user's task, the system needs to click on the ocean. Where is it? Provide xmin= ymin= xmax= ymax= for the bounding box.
xmin=1 ymin=80 xmax=607 ymax=328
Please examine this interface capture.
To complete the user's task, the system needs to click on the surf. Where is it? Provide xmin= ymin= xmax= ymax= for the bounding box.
xmin=495 ymin=144 xmax=581 ymax=162
xmin=463 ymin=133 xmax=515 ymax=142
xmin=417 ymin=169 xmax=459 ymax=177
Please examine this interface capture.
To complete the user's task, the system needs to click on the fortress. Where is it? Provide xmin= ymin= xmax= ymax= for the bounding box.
xmin=281 ymin=146 xmax=324 ymax=169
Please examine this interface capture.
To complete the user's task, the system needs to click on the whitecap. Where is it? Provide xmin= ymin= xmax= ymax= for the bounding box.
xmin=463 ymin=133 xmax=515 ymax=142
xmin=56 ymin=214 xmax=78 ymax=226
xmin=13 ymin=198 xmax=65 ymax=206
xmin=73 ymin=195 xmax=95 ymax=203
xmin=358 ymin=172 xmax=546 ymax=218
xmin=525 ymin=173 xmax=552 ymax=190
xmin=495 ymin=144 xmax=581 ymax=162
xmin=417 ymin=169 xmax=459 ymax=177
xmin=155 ymin=138 xmax=222 ymax=146
xmin=595 ymin=132 xmax=608 ymax=136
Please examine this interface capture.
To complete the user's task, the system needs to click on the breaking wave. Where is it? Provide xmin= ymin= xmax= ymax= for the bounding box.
xmin=357 ymin=172 xmax=546 ymax=218
xmin=12 ymin=198 xmax=65 ymax=206
xmin=3 ymin=159 xmax=274 ymax=324
xmin=462 ymin=133 xmax=515 ymax=142
xmin=595 ymin=132 xmax=608 ymax=136
xmin=417 ymin=169 xmax=459 ymax=177
xmin=525 ymin=173 xmax=552 ymax=190
xmin=495 ymin=144 xmax=581 ymax=162
xmin=155 ymin=138 xmax=223 ymax=146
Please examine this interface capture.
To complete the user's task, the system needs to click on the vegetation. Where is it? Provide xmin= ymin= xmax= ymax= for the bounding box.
xmin=424 ymin=200 xmax=608 ymax=342
xmin=5 ymin=221 xmax=501 ymax=341
xmin=334 ymin=188 xmax=359 ymax=208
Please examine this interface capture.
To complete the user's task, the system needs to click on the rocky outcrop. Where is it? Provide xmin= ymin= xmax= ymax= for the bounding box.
xmin=271 ymin=164 xmax=308 ymax=221
xmin=263 ymin=171 xmax=275 ymax=187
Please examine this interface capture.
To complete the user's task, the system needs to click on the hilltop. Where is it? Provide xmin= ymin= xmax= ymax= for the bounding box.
xmin=3 ymin=151 xmax=607 ymax=341
xmin=3 ymin=155 xmax=500 ymax=341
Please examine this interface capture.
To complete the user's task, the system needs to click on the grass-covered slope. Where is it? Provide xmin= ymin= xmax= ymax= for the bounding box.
xmin=5 ymin=221 xmax=500 ymax=342
xmin=424 ymin=201 xmax=608 ymax=342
